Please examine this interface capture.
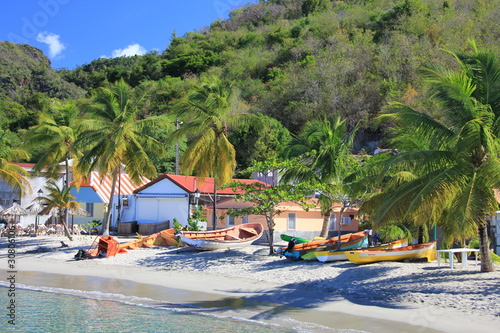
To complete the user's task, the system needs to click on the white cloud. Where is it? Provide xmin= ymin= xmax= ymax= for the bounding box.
xmin=36 ymin=32 xmax=66 ymax=58
xmin=111 ymin=43 xmax=147 ymax=58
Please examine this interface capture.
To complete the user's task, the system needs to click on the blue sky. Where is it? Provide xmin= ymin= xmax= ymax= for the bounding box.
xmin=0 ymin=0 xmax=257 ymax=69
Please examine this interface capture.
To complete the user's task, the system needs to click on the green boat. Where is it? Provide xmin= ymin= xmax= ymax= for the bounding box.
xmin=280 ymin=234 xmax=311 ymax=244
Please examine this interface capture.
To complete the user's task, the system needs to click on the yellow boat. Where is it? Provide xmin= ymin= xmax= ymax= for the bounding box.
xmin=345 ymin=240 xmax=437 ymax=265
xmin=307 ymin=238 xmax=409 ymax=262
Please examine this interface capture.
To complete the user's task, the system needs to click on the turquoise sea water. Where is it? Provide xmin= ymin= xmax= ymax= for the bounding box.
xmin=0 ymin=282 xmax=342 ymax=333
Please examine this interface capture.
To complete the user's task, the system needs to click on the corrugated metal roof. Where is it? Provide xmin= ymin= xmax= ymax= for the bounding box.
xmin=75 ymin=172 xmax=149 ymax=203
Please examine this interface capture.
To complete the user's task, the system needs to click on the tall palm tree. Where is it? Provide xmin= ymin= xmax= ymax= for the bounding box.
xmin=281 ymin=115 xmax=356 ymax=238
xmin=34 ymin=180 xmax=79 ymax=240
xmin=25 ymin=101 xmax=83 ymax=229
xmin=375 ymin=42 xmax=500 ymax=272
xmin=173 ymin=76 xmax=257 ymax=230
xmin=25 ymin=101 xmax=83 ymax=188
xmin=77 ymin=79 xmax=169 ymax=235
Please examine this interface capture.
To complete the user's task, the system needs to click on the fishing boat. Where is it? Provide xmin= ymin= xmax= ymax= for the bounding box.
xmin=177 ymin=223 xmax=264 ymax=250
xmin=307 ymin=238 xmax=409 ymax=262
xmin=279 ymin=234 xmax=311 ymax=244
xmin=280 ymin=231 xmax=368 ymax=260
xmin=345 ymin=240 xmax=437 ymax=265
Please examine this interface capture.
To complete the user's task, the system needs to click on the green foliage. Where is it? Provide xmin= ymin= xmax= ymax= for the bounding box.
xmin=377 ymin=224 xmax=412 ymax=243
xmin=173 ymin=218 xmax=182 ymax=232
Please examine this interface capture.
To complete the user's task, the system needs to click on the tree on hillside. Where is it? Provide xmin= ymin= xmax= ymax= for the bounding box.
xmin=76 ymin=79 xmax=170 ymax=235
xmin=374 ymin=42 xmax=500 ymax=272
xmin=173 ymin=76 xmax=259 ymax=230
xmin=281 ymin=115 xmax=358 ymax=238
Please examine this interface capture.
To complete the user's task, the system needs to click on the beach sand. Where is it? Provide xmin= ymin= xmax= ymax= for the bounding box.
xmin=2 ymin=235 xmax=500 ymax=333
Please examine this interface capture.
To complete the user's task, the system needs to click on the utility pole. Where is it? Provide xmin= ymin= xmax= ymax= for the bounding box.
xmin=175 ymin=119 xmax=183 ymax=175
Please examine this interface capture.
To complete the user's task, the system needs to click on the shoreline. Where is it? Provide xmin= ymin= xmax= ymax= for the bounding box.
xmin=2 ymin=235 xmax=500 ymax=332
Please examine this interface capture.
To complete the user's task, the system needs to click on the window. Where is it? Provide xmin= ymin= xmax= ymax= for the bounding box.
xmin=226 ymin=214 xmax=235 ymax=227
xmin=342 ymin=217 xmax=351 ymax=225
xmin=85 ymin=203 xmax=94 ymax=217
xmin=287 ymin=213 xmax=296 ymax=230
xmin=0 ymin=199 xmax=9 ymax=206
xmin=242 ymin=215 xmax=249 ymax=224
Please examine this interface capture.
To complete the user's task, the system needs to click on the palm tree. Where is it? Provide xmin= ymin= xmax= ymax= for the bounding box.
xmin=25 ymin=101 xmax=83 ymax=188
xmin=0 ymin=146 xmax=31 ymax=197
xmin=375 ymin=42 xmax=500 ymax=272
xmin=34 ymin=180 xmax=79 ymax=240
xmin=173 ymin=76 xmax=257 ymax=230
xmin=77 ymin=79 xmax=170 ymax=235
xmin=281 ymin=115 xmax=356 ymax=238
xmin=25 ymin=101 xmax=83 ymax=229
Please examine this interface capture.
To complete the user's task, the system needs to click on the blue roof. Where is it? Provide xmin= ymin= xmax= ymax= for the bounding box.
xmin=71 ymin=187 xmax=104 ymax=203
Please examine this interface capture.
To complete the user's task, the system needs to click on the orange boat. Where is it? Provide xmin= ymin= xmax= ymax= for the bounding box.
xmin=88 ymin=228 xmax=178 ymax=257
xmin=279 ymin=231 xmax=368 ymax=260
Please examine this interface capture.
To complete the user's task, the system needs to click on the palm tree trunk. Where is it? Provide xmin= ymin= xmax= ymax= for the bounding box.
xmin=319 ymin=209 xmax=331 ymax=238
xmin=212 ymin=136 xmax=220 ymax=230
xmin=62 ymin=157 xmax=72 ymax=241
xmin=478 ymin=222 xmax=495 ymax=272
xmin=102 ymin=168 xmax=119 ymax=235
xmin=59 ymin=209 xmax=73 ymax=241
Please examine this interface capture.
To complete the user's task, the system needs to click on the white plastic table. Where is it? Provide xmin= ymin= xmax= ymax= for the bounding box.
xmin=436 ymin=248 xmax=480 ymax=269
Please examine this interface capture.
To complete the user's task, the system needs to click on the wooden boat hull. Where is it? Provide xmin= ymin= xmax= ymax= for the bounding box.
xmin=345 ymin=240 xmax=437 ymax=264
xmin=281 ymin=231 xmax=368 ymax=260
xmin=178 ymin=223 xmax=263 ymax=250
xmin=310 ymin=238 xmax=409 ymax=262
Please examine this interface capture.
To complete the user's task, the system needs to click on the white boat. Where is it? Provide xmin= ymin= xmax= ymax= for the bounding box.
xmin=177 ymin=223 xmax=264 ymax=250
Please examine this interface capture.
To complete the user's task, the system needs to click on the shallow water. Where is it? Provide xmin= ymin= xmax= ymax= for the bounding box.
xmin=0 ymin=274 xmax=351 ymax=333
xmin=0 ymin=286 xmax=302 ymax=332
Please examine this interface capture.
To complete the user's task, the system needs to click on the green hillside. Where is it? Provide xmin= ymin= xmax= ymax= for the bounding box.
xmin=2 ymin=0 xmax=500 ymax=167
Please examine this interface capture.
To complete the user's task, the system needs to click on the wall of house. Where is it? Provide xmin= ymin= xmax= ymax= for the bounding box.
xmin=71 ymin=203 xmax=106 ymax=229
xmin=132 ymin=179 xmax=190 ymax=227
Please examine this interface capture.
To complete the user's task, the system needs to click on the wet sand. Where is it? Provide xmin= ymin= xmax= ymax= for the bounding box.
xmin=2 ymin=235 xmax=499 ymax=333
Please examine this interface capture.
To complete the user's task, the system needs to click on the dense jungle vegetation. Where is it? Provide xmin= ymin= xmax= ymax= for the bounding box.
xmin=2 ymin=0 xmax=500 ymax=173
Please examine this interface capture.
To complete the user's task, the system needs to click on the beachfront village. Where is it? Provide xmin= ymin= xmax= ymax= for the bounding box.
xmin=3 ymin=2 xmax=500 ymax=331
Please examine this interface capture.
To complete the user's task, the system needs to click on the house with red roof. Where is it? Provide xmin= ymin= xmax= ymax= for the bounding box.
xmin=117 ymin=174 xmax=359 ymax=241
xmin=117 ymin=174 xmax=264 ymax=234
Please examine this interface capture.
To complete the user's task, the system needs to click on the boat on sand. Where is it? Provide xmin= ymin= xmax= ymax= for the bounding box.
xmin=345 ymin=240 xmax=437 ymax=264
xmin=280 ymin=231 xmax=368 ymax=260
xmin=308 ymin=238 xmax=408 ymax=262
xmin=177 ymin=223 xmax=264 ymax=250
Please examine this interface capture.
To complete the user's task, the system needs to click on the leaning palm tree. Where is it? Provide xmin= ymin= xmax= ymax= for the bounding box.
xmin=76 ymin=79 xmax=170 ymax=235
xmin=0 ymin=133 xmax=31 ymax=197
xmin=375 ymin=42 xmax=500 ymax=272
xmin=173 ymin=76 xmax=257 ymax=230
xmin=281 ymin=115 xmax=356 ymax=238
xmin=34 ymin=180 xmax=79 ymax=240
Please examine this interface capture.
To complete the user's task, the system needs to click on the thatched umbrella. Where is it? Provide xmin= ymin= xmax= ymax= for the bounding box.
xmin=26 ymin=202 xmax=48 ymax=234
xmin=0 ymin=202 xmax=29 ymax=225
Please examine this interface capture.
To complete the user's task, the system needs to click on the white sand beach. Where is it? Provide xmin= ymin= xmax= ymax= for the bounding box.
xmin=3 ymin=235 xmax=500 ymax=333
